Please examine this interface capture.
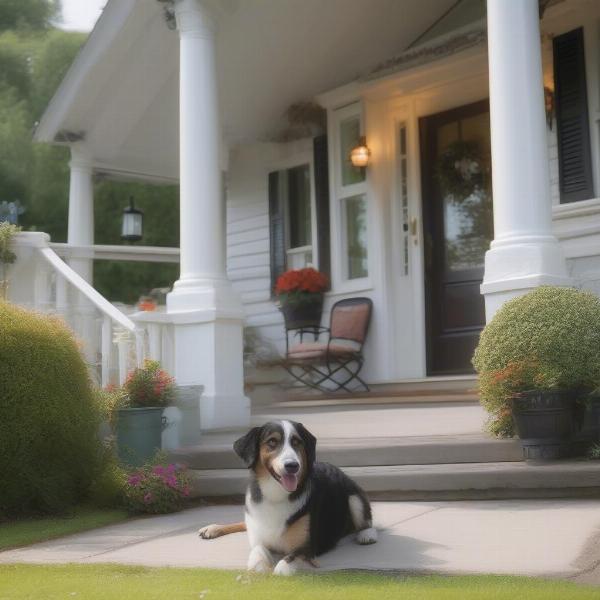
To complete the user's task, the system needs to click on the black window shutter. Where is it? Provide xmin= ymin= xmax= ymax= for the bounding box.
xmin=313 ymin=134 xmax=331 ymax=288
xmin=268 ymin=171 xmax=286 ymax=296
xmin=553 ymin=27 xmax=594 ymax=203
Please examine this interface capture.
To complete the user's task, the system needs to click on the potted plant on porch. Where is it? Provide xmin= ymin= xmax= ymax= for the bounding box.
xmin=275 ymin=267 xmax=328 ymax=329
xmin=473 ymin=286 xmax=600 ymax=459
xmin=115 ymin=360 xmax=176 ymax=467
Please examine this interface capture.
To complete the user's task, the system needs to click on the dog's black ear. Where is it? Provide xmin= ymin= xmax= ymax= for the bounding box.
xmin=295 ymin=422 xmax=317 ymax=468
xmin=233 ymin=427 xmax=262 ymax=468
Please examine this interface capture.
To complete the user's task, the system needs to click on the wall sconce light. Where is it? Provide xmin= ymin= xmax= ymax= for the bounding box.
xmin=350 ymin=136 xmax=371 ymax=168
xmin=121 ymin=196 xmax=143 ymax=242
xmin=544 ymin=86 xmax=554 ymax=130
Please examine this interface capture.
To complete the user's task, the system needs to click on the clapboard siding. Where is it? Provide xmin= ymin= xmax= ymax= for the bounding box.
xmin=226 ymin=142 xmax=303 ymax=355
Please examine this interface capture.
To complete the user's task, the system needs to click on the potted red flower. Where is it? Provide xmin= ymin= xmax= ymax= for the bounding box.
xmin=115 ymin=360 xmax=176 ymax=468
xmin=275 ymin=267 xmax=328 ymax=329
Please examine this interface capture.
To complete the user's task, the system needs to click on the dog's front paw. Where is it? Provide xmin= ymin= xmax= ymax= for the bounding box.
xmin=356 ymin=526 xmax=378 ymax=545
xmin=247 ymin=546 xmax=273 ymax=573
xmin=198 ymin=524 xmax=223 ymax=539
xmin=273 ymin=558 xmax=298 ymax=576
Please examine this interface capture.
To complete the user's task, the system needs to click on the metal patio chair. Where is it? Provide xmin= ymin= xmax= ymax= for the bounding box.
xmin=283 ymin=297 xmax=373 ymax=393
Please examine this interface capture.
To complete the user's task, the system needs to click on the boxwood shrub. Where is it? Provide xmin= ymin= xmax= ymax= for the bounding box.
xmin=473 ymin=286 xmax=600 ymax=437
xmin=0 ymin=302 xmax=101 ymax=517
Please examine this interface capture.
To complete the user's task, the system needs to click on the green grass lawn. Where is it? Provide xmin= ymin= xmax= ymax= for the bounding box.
xmin=0 ymin=507 xmax=129 ymax=551
xmin=0 ymin=565 xmax=597 ymax=600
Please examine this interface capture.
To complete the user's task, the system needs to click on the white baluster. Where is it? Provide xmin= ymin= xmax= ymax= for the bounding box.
xmin=101 ymin=316 xmax=112 ymax=388
xmin=55 ymin=273 xmax=69 ymax=321
xmin=147 ymin=324 xmax=161 ymax=362
xmin=135 ymin=328 xmax=145 ymax=368
xmin=114 ymin=327 xmax=131 ymax=385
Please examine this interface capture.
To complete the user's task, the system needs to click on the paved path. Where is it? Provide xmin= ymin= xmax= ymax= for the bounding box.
xmin=2 ymin=499 xmax=600 ymax=582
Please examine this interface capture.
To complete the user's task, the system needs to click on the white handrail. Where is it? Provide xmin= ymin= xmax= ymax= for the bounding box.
xmin=49 ymin=242 xmax=180 ymax=263
xmin=38 ymin=246 xmax=136 ymax=332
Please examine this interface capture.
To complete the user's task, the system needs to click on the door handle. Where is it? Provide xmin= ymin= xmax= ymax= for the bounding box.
xmin=410 ymin=217 xmax=418 ymax=236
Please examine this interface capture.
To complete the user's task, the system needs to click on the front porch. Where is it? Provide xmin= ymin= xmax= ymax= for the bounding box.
xmin=15 ymin=0 xmax=600 ymax=435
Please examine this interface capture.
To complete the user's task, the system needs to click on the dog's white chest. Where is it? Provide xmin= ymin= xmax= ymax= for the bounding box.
xmin=245 ymin=484 xmax=307 ymax=553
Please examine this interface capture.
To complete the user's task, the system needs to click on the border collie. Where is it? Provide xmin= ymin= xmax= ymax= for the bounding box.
xmin=198 ymin=420 xmax=377 ymax=575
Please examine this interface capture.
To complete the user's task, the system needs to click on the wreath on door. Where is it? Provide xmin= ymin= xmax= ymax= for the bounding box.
xmin=435 ymin=140 xmax=489 ymax=201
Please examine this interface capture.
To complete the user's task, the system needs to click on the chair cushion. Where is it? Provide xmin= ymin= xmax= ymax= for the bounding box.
xmin=287 ymin=341 xmax=359 ymax=360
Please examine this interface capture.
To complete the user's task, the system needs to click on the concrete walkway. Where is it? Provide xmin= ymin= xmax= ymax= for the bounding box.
xmin=2 ymin=499 xmax=600 ymax=583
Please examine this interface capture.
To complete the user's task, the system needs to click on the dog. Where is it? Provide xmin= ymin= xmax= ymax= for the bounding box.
xmin=198 ymin=420 xmax=377 ymax=575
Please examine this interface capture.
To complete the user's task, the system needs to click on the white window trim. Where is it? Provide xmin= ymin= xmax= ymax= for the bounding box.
xmin=328 ymin=101 xmax=372 ymax=292
xmin=269 ymin=150 xmax=319 ymax=270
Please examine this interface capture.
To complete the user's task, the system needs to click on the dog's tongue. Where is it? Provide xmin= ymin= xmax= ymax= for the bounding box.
xmin=281 ymin=473 xmax=298 ymax=492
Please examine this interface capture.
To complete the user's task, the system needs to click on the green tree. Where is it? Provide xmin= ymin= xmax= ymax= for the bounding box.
xmin=0 ymin=0 xmax=60 ymax=32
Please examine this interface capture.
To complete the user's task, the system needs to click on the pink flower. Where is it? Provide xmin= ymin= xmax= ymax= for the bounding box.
xmin=143 ymin=492 xmax=153 ymax=504
xmin=152 ymin=465 xmax=165 ymax=476
xmin=182 ymin=486 xmax=190 ymax=497
xmin=127 ymin=474 xmax=142 ymax=487
xmin=164 ymin=475 xmax=178 ymax=488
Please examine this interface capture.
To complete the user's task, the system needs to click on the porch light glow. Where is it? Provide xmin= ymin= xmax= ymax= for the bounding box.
xmin=121 ymin=196 xmax=143 ymax=242
xmin=350 ymin=136 xmax=371 ymax=168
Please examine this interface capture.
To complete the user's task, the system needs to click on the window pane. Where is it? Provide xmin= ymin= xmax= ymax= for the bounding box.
xmin=287 ymin=164 xmax=312 ymax=249
xmin=340 ymin=116 xmax=366 ymax=186
xmin=345 ymin=195 xmax=368 ymax=279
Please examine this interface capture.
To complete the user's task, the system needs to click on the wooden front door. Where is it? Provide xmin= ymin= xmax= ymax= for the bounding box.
xmin=420 ymin=100 xmax=493 ymax=375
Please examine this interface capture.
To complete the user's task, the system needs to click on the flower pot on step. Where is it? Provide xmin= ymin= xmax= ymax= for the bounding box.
xmin=116 ymin=407 xmax=166 ymax=468
xmin=512 ymin=390 xmax=574 ymax=460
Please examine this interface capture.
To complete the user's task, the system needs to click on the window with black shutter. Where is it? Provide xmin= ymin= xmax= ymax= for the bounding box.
xmin=268 ymin=135 xmax=331 ymax=296
xmin=553 ymin=27 xmax=594 ymax=203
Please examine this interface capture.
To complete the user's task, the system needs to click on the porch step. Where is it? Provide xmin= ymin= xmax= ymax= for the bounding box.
xmin=188 ymin=460 xmax=600 ymax=501
xmin=171 ymin=433 xmax=522 ymax=470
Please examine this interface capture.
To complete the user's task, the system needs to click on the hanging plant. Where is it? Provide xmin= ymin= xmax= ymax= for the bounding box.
xmin=0 ymin=221 xmax=21 ymax=300
xmin=435 ymin=140 xmax=489 ymax=202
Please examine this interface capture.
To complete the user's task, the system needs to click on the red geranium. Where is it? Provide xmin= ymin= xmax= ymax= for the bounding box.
xmin=275 ymin=268 xmax=328 ymax=296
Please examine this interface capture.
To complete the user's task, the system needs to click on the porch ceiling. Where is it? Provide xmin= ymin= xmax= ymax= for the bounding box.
xmin=36 ymin=0 xmax=456 ymax=181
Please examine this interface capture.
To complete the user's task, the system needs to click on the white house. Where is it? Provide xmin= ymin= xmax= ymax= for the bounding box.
xmin=15 ymin=0 xmax=600 ymax=434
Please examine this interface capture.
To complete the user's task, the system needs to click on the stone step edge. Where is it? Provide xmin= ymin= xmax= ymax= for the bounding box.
xmin=171 ymin=436 xmax=523 ymax=469
xmin=188 ymin=460 xmax=600 ymax=498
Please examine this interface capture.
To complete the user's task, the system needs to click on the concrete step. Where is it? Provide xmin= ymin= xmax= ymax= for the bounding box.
xmin=171 ymin=433 xmax=523 ymax=470
xmin=188 ymin=460 xmax=600 ymax=500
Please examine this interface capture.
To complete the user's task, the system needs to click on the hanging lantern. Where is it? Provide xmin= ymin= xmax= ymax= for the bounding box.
xmin=350 ymin=136 xmax=371 ymax=168
xmin=121 ymin=196 xmax=143 ymax=242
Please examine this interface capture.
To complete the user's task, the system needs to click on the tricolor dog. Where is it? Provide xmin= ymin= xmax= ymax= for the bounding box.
xmin=198 ymin=420 xmax=377 ymax=575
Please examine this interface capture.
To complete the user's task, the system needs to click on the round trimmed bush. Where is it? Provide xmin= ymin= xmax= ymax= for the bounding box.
xmin=0 ymin=302 xmax=101 ymax=517
xmin=473 ymin=286 xmax=600 ymax=437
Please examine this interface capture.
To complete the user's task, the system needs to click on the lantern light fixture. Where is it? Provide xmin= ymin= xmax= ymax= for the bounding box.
xmin=121 ymin=196 xmax=143 ymax=242
xmin=350 ymin=136 xmax=371 ymax=168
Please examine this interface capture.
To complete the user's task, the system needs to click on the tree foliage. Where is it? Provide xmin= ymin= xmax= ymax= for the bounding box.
xmin=0 ymin=0 xmax=60 ymax=33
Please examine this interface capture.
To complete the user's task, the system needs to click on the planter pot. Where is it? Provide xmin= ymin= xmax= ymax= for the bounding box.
xmin=280 ymin=294 xmax=324 ymax=329
xmin=589 ymin=396 xmax=600 ymax=443
xmin=512 ymin=390 xmax=574 ymax=460
xmin=116 ymin=407 xmax=165 ymax=468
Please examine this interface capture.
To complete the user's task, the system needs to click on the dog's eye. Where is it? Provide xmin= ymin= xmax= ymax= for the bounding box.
xmin=291 ymin=437 xmax=302 ymax=448
xmin=266 ymin=438 xmax=278 ymax=449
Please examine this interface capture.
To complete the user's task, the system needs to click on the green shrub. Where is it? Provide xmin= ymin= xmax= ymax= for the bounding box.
xmin=0 ymin=302 xmax=101 ymax=517
xmin=473 ymin=286 xmax=600 ymax=437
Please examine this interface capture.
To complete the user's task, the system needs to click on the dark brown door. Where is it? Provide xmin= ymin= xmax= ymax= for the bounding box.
xmin=420 ymin=100 xmax=493 ymax=375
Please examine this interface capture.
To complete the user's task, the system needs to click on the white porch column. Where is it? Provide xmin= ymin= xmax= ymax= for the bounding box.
xmin=166 ymin=0 xmax=249 ymax=431
xmin=67 ymin=146 xmax=94 ymax=282
xmin=482 ymin=0 xmax=571 ymax=319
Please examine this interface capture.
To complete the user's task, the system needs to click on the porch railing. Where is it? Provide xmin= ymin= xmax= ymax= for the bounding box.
xmin=9 ymin=233 xmax=176 ymax=387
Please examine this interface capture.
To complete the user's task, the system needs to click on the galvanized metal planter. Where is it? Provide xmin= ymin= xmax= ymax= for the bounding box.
xmin=116 ymin=407 xmax=165 ymax=468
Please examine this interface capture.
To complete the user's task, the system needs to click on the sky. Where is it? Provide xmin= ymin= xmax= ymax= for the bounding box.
xmin=59 ymin=0 xmax=107 ymax=32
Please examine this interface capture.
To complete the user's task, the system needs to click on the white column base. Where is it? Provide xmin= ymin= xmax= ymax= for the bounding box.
xmin=481 ymin=236 xmax=572 ymax=320
xmin=168 ymin=309 xmax=250 ymax=431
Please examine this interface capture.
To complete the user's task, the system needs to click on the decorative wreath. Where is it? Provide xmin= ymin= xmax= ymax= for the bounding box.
xmin=435 ymin=140 xmax=489 ymax=202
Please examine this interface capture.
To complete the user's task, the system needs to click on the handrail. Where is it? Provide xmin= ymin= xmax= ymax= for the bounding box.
xmin=38 ymin=246 xmax=136 ymax=332
xmin=49 ymin=242 xmax=180 ymax=263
